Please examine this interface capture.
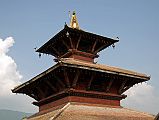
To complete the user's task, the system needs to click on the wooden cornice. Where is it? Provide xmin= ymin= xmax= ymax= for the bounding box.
xmin=33 ymin=88 xmax=126 ymax=106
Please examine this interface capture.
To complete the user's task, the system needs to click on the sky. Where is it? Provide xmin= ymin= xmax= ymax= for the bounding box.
xmin=0 ymin=0 xmax=159 ymax=115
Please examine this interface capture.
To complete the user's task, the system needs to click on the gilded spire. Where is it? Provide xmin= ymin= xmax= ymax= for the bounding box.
xmin=70 ymin=11 xmax=80 ymax=29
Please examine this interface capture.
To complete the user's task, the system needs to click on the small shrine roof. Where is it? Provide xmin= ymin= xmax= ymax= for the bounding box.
xmin=36 ymin=25 xmax=118 ymax=56
xmin=12 ymin=58 xmax=150 ymax=93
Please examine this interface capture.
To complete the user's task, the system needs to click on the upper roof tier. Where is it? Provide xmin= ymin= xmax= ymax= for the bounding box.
xmin=36 ymin=25 xmax=118 ymax=62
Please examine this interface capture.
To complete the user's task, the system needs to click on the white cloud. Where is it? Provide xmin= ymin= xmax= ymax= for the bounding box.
xmin=122 ymin=82 xmax=159 ymax=115
xmin=0 ymin=37 xmax=38 ymax=113
xmin=0 ymin=37 xmax=22 ymax=96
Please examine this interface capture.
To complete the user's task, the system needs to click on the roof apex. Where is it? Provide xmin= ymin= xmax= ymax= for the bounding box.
xmin=70 ymin=11 xmax=80 ymax=29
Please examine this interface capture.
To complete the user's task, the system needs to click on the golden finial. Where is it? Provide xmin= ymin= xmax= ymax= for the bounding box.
xmin=70 ymin=11 xmax=80 ymax=29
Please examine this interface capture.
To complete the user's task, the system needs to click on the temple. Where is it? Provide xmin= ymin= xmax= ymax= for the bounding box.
xmin=12 ymin=11 xmax=154 ymax=120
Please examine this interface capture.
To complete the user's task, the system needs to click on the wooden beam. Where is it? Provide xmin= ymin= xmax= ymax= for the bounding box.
xmin=52 ymin=46 xmax=61 ymax=56
xmin=94 ymin=41 xmax=111 ymax=54
xmin=62 ymin=40 xmax=70 ymax=49
xmin=91 ymin=40 xmax=98 ymax=53
xmin=121 ymin=86 xmax=131 ymax=93
xmin=63 ymin=69 xmax=70 ymax=88
xmin=36 ymin=87 xmax=45 ymax=99
xmin=72 ymin=70 xmax=80 ymax=87
xmin=68 ymin=37 xmax=74 ymax=49
xmin=87 ymin=75 xmax=94 ymax=90
xmin=118 ymin=79 xmax=127 ymax=94
xmin=106 ymin=79 xmax=114 ymax=92
xmin=53 ymin=75 xmax=65 ymax=88
xmin=26 ymin=89 xmax=39 ymax=100
xmin=29 ymin=93 xmax=37 ymax=100
xmin=94 ymin=44 xmax=104 ymax=54
xmin=45 ymin=80 xmax=58 ymax=92
xmin=76 ymin=35 xmax=81 ymax=49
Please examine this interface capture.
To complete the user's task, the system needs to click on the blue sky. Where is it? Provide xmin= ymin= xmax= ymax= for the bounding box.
xmin=0 ymin=0 xmax=159 ymax=115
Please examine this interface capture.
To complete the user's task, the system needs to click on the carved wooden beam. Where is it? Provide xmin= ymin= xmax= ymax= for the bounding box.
xmin=72 ymin=70 xmax=80 ymax=88
xmin=29 ymin=93 xmax=37 ymax=100
xmin=26 ymin=89 xmax=39 ymax=100
xmin=106 ymin=79 xmax=114 ymax=92
xmin=87 ymin=75 xmax=94 ymax=90
xmin=36 ymin=86 xmax=45 ymax=99
xmin=53 ymin=75 xmax=65 ymax=88
xmin=52 ymin=46 xmax=61 ymax=56
xmin=45 ymin=80 xmax=58 ymax=92
xmin=62 ymin=40 xmax=70 ymax=49
xmin=91 ymin=40 xmax=98 ymax=53
xmin=68 ymin=37 xmax=74 ymax=49
xmin=76 ymin=35 xmax=81 ymax=49
xmin=94 ymin=41 xmax=111 ymax=54
xmin=63 ymin=69 xmax=70 ymax=88
xmin=121 ymin=86 xmax=131 ymax=94
xmin=118 ymin=79 xmax=127 ymax=94
xmin=94 ymin=44 xmax=104 ymax=54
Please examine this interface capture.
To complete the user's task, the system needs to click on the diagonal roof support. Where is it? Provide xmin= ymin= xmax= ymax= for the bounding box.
xmin=52 ymin=46 xmax=61 ymax=56
xmin=106 ymin=79 xmax=114 ymax=93
xmin=68 ymin=37 xmax=74 ymax=49
xmin=91 ymin=40 xmax=98 ymax=53
xmin=45 ymin=80 xmax=58 ymax=93
xmin=87 ymin=74 xmax=95 ymax=90
xmin=76 ymin=35 xmax=81 ymax=49
xmin=62 ymin=40 xmax=70 ymax=50
xmin=72 ymin=69 xmax=80 ymax=88
xmin=53 ymin=75 xmax=65 ymax=88
xmin=36 ymin=86 xmax=45 ymax=99
xmin=63 ymin=69 xmax=70 ymax=88
xmin=118 ymin=79 xmax=127 ymax=94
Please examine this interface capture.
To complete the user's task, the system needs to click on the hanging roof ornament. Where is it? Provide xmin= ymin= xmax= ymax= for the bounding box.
xmin=70 ymin=11 xmax=80 ymax=29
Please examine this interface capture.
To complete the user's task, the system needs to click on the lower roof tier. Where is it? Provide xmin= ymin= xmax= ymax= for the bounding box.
xmin=12 ymin=58 xmax=150 ymax=102
xmin=27 ymin=102 xmax=154 ymax=120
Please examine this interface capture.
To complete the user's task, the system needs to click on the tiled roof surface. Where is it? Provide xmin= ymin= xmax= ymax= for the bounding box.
xmin=61 ymin=58 xmax=150 ymax=80
xmin=28 ymin=102 xmax=154 ymax=120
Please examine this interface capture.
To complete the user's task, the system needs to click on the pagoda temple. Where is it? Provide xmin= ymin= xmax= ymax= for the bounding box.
xmin=12 ymin=11 xmax=154 ymax=120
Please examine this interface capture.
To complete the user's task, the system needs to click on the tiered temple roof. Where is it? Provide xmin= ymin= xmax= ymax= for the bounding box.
xmin=13 ymin=11 xmax=154 ymax=120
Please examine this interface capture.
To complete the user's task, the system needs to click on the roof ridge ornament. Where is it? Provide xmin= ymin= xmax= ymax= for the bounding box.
xmin=70 ymin=11 xmax=80 ymax=29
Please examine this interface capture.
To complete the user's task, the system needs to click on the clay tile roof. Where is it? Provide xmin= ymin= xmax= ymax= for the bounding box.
xmin=60 ymin=58 xmax=150 ymax=80
xmin=27 ymin=102 xmax=154 ymax=120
